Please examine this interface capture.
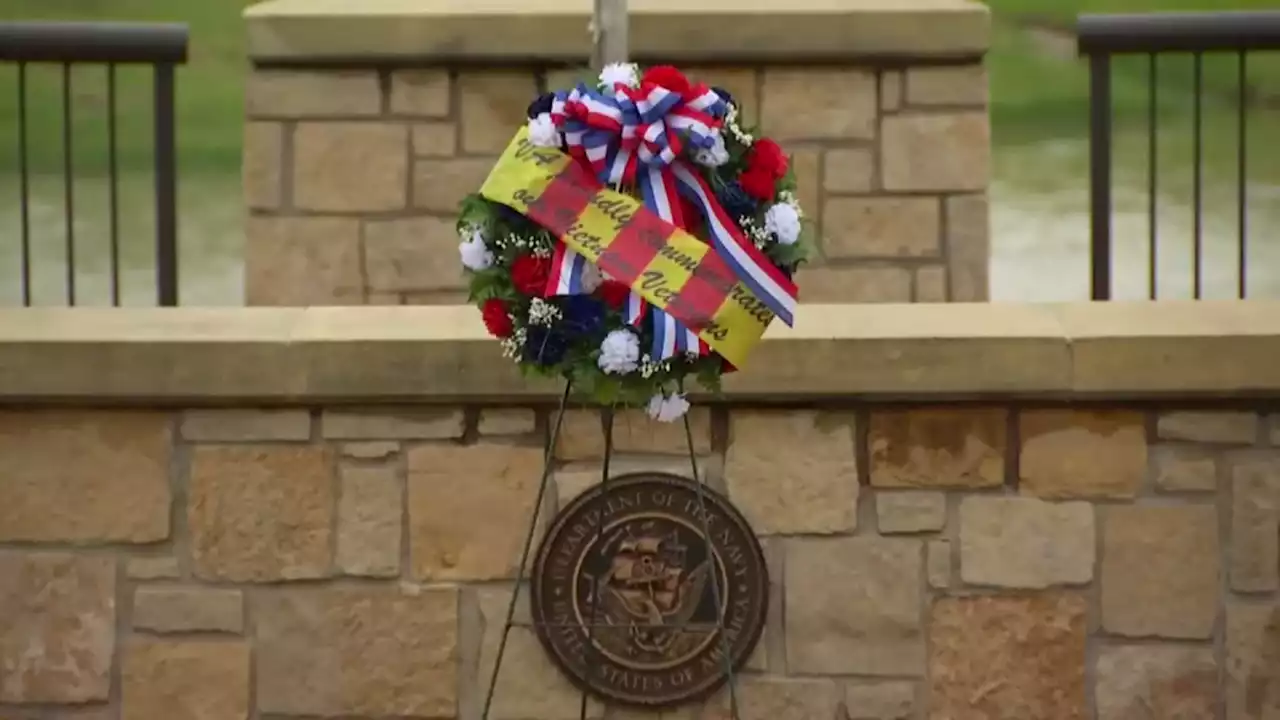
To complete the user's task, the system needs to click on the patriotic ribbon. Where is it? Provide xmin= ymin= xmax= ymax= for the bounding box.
xmin=542 ymin=81 xmax=797 ymax=360
xmin=480 ymin=127 xmax=780 ymax=369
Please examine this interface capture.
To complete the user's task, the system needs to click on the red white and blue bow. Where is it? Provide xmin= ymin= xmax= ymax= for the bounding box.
xmin=544 ymin=80 xmax=798 ymax=361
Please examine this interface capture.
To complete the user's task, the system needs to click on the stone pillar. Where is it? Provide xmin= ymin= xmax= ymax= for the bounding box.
xmin=241 ymin=0 xmax=991 ymax=306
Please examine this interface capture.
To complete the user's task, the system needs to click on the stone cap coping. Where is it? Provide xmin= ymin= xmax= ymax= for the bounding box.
xmin=2 ymin=302 xmax=1279 ymax=405
xmin=244 ymin=0 xmax=990 ymax=64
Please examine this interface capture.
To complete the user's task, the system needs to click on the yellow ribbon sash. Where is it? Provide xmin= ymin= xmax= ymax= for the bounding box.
xmin=479 ymin=128 xmax=776 ymax=368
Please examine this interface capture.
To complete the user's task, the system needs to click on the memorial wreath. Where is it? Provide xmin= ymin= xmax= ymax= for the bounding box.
xmin=456 ymin=63 xmax=812 ymax=420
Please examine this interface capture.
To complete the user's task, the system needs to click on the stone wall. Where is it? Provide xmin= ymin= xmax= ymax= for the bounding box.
xmin=241 ymin=0 xmax=991 ymax=306
xmin=3 ymin=401 xmax=1279 ymax=720
xmin=4 ymin=302 xmax=1280 ymax=720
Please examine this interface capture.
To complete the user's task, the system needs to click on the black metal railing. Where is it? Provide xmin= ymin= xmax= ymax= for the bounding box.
xmin=1078 ymin=11 xmax=1280 ymax=300
xmin=1 ymin=22 xmax=187 ymax=306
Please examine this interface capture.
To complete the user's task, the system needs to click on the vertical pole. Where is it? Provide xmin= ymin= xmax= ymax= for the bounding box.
xmin=591 ymin=0 xmax=629 ymax=70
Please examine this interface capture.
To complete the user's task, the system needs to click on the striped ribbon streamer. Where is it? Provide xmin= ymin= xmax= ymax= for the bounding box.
xmin=542 ymin=80 xmax=796 ymax=360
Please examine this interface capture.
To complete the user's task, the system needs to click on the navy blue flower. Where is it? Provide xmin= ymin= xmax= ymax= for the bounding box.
xmin=711 ymin=86 xmax=734 ymax=109
xmin=523 ymin=325 xmax=570 ymax=366
xmin=495 ymin=203 xmax=540 ymax=233
xmin=527 ymin=93 xmax=555 ymax=119
xmin=717 ymin=181 xmax=758 ymax=223
xmin=559 ymin=294 xmax=606 ymax=338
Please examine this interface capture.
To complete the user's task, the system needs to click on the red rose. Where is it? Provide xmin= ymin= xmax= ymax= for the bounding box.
xmin=748 ymin=138 xmax=788 ymax=178
xmin=480 ymin=298 xmax=514 ymax=338
xmin=597 ymin=280 xmax=630 ymax=309
xmin=641 ymin=65 xmax=690 ymax=95
xmin=739 ymin=168 xmax=776 ymax=201
xmin=510 ymin=255 xmax=552 ymax=297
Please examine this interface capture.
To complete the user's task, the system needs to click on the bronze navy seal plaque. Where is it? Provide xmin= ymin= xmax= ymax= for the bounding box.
xmin=531 ymin=472 xmax=768 ymax=708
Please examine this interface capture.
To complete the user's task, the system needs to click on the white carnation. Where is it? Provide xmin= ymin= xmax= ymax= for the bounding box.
xmin=646 ymin=392 xmax=691 ymax=423
xmin=694 ymin=131 xmax=730 ymax=168
xmin=597 ymin=329 xmax=640 ymax=375
xmin=458 ymin=227 xmax=493 ymax=271
xmin=580 ymin=263 xmax=603 ymax=293
xmin=764 ymin=202 xmax=802 ymax=246
xmin=527 ymin=113 xmax=561 ymax=148
xmin=599 ymin=62 xmax=639 ymax=89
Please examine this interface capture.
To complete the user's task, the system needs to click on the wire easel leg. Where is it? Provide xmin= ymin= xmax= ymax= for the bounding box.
xmin=482 ymin=382 xmax=573 ymax=720
xmin=578 ymin=408 xmax=615 ymax=720
xmin=683 ymin=407 xmax=741 ymax=720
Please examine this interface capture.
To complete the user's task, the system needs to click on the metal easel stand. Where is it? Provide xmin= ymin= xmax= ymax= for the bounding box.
xmin=481 ymin=382 xmax=743 ymax=720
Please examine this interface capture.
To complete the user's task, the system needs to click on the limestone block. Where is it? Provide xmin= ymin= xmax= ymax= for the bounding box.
xmin=761 ymin=69 xmax=876 ymax=140
xmin=413 ymin=157 xmax=496 ymax=212
xmin=790 ymin=146 xmax=821 ymax=228
xmin=1152 ymin=445 xmax=1218 ymax=492
xmin=477 ymin=586 xmax=602 ymax=719
xmin=869 ymin=408 xmax=1005 ymax=489
xmin=293 ymin=122 xmax=408 ymax=211
xmin=459 ymin=71 xmax=539 ymax=153
xmin=845 ymin=681 xmax=917 ymax=720
xmin=180 ymin=408 xmax=311 ymax=442
xmin=555 ymin=407 xmax=713 ymax=460
xmin=1158 ymin=411 xmax=1258 ymax=444
xmin=337 ymin=464 xmax=402 ymax=578
xmin=1226 ymin=602 xmax=1280 ymax=720
xmin=882 ymin=112 xmax=988 ymax=192
xmin=127 ymin=556 xmax=180 ymax=580
xmin=188 ymin=445 xmax=335 ymax=582
xmin=407 ymin=441 xmax=544 ymax=580
xmin=824 ymin=197 xmax=941 ymax=260
xmin=928 ymin=593 xmax=1087 ymax=720
xmin=904 ymin=66 xmax=988 ymax=107
xmin=945 ymin=194 xmax=990 ymax=301
xmin=1019 ymin=410 xmax=1146 ymax=499
xmin=244 ymin=216 xmax=363 ymax=305
xmin=702 ymin=677 xmax=840 ymax=720
xmin=243 ymin=121 xmax=283 ymax=210
xmin=364 ymin=216 xmax=466 ymax=294
xmin=726 ymin=410 xmax=858 ymax=534
xmin=390 ymin=69 xmax=450 ymax=117
xmin=122 ymin=639 xmax=250 ymax=720
xmin=341 ymin=441 xmax=400 ymax=459
xmin=0 ymin=552 xmax=114 ymax=703
xmin=1230 ymin=455 xmax=1280 ymax=592
xmin=255 ymin=586 xmax=457 ymax=716
xmin=959 ymin=496 xmax=1094 ymax=589
xmin=247 ymin=69 xmax=380 ymax=117
xmin=915 ymin=266 xmax=948 ymax=302
xmin=0 ymin=410 xmax=170 ymax=543
xmin=1095 ymin=646 xmax=1217 ymax=720
xmin=876 ymin=492 xmax=946 ymax=534
xmin=793 ymin=265 xmax=912 ymax=303
xmin=1101 ymin=505 xmax=1220 ymax=639
xmin=321 ymin=406 xmax=465 ymax=440
xmin=823 ymin=147 xmax=874 ymax=194
xmin=411 ymin=121 xmax=458 ymax=156
xmin=479 ymin=408 xmax=538 ymax=436
xmin=785 ymin=537 xmax=923 ymax=675
xmin=926 ymin=540 xmax=951 ymax=589
xmin=133 ymin=587 xmax=244 ymax=634
xmin=880 ymin=71 xmax=903 ymax=112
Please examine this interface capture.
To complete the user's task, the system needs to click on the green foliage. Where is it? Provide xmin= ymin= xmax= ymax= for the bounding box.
xmin=460 ymin=77 xmax=811 ymax=407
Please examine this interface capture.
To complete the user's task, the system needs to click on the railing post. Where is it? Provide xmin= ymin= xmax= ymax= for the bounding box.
xmin=153 ymin=62 xmax=179 ymax=306
xmin=1087 ymin=52 xmax=1113 ymax=301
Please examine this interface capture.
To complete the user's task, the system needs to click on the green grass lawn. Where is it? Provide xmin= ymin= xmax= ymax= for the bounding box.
xmin=0 ymin=0 xmax=1276 ymax=176
xmin=0 ymin=0 xmax=253 ymax=174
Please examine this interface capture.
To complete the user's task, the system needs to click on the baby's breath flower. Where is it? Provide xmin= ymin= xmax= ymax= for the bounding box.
xmin=527 ymin=298 xmax=562 ymax=326
xmin=738 ymin=216 xmax=773 ymax=250
xmin=500 ymin=327 xmax=527 ymax=361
